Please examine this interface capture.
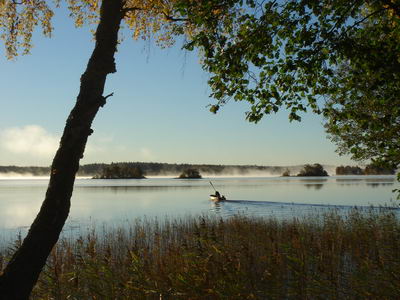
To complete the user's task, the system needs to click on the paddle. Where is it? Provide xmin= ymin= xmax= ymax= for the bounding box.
xmin=209 ymin=181 xmax=217 ymax=192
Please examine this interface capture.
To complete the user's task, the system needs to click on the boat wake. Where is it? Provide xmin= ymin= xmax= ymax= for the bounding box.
xmin=220 ymin=199 xmax=400 ymax=210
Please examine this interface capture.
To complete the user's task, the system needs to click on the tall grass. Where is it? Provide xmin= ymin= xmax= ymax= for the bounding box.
xmin=1 ymin=209 xmax=399 ymax=299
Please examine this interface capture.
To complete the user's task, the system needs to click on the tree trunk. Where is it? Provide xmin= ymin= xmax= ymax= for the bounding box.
xmin=0 ymin=0 xmax=124 ymax=298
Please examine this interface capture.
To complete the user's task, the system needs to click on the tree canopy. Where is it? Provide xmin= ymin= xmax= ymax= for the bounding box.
xmin=178 ymin=0 xmax=399 ymax=118
xmin=0 ymin=0 xmax=237 ymax=58
xmin=323 ymin=12 xmax=400 ymax=169
xmin=2 ymin=1 xmax=399 ymax=171
xmin=177 ymin=0 xmax=400 ymax=170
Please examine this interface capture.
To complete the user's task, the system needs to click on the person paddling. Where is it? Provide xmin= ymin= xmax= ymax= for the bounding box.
xmin=210 ymin=182 xmax=226 ymax=201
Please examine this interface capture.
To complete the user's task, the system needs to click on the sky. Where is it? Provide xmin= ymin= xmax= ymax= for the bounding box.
xmin=0 ymin=5 xmax=355 ymax=167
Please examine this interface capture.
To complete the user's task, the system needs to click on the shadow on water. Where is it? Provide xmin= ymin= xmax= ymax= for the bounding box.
xmin=298 ymin=178 xmax=328 ymax=183
xmin=366 ymin=182 xmax=394 ymax=188
xmin=74 ymin=185 xmax=207 ymax=193
xmin=336 ymin=182 xmax=394 ymax=187
xmin=303 ymin=183 xmax=324 ymax=190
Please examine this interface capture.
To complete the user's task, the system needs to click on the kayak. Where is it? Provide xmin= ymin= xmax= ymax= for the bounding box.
xmin=210 ymin=194 xmax=226 ymax=201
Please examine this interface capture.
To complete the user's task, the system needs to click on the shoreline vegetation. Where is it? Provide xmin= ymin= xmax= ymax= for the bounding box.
xmin=281 ymin=163 xmax=396 ymax=177
xmin=1 ymin=209 xmax=398 ymax=299
xmin=336 ymin=164 xmax=396 ymax=175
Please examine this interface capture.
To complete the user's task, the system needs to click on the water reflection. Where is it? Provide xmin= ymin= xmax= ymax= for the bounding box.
xmin=298 ymin=178 xmax=328 ymax=183
xmin=75 ymin=185 xmax=205 ymax=193
xmin=336 ymin=178 xmax=364 ymax=182
xmin=336 ymin=176 xmax=395 ymax=187
xmin=366 ymin=182 xmax=394 ymax=188
xmin=210 ymin=201 xmax=222 ymax=213
xmin=304 ymin=184 xmax=324 ymax=190
xmin=0 ymin=175 xmax=398 ymax=245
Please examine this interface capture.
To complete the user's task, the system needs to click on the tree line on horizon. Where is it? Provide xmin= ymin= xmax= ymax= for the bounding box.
xmin=0 ymin=162 xmax=301 ymax=177
xmin=2 ymin=162 xmax=395 ymax=178
xmin=336 ymin=164 xmax=396 ymax=176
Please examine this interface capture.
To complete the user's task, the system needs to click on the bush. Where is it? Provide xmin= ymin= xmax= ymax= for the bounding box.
xmin=297 ymin=163 xmax=328 ymax=176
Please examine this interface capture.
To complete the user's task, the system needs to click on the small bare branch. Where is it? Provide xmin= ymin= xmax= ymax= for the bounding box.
xmin=98 ymin=92 xmax=114 ymax=107
xmin=104 ymin=92 xmax=114 ymax=100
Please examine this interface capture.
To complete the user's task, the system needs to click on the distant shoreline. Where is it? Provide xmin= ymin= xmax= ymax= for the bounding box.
xmin=0 ymin=162 xmax=336 ymax=178
xmin=1 ymin=162 xmax=396 ymax=178
xmin=0 ymin=175 xmax=397 ymax=181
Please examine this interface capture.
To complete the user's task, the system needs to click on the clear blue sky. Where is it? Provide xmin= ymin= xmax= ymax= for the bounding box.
xmin=0 ymin=6 xmax=354 ymax=167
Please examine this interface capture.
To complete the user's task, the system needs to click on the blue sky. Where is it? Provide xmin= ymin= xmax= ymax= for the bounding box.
xmin=0 ymin=7 xmax=354 ymax=167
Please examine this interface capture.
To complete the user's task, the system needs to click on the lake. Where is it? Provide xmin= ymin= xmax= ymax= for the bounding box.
xmin=0 ymin=175 xmax=398 ymax=245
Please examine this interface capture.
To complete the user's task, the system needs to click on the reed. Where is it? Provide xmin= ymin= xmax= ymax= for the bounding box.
xmin=1 ymin=209 xmax=399 ymax=299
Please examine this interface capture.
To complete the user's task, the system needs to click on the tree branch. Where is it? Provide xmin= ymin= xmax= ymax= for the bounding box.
xmin=341 ymin=7 xmax=387 ymax=36
xmin=162 ymin=11 xmax=188 ymax=22
xmin=104 ymin=92 xmax=114 ymax=100
xmin=99 ymin=92 xmax=114 ymax=107
xmin=121 ymin=6 xmax=142 ymax=15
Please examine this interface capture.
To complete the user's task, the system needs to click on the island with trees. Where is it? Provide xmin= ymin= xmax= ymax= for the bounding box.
xmin=93 ymin=163 xmax=145 ymax=179
xmin=297 ymin=164 xmax=329 ymax=177
xmin=178 ymin=168 xmax=202 ymax=179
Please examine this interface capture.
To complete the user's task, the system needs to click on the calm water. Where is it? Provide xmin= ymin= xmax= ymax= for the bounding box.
xmin=0 ymin=175 xmax=398 ymax=243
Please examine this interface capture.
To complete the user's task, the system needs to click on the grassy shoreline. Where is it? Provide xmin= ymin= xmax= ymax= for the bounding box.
xmin=1 ymin=209 xmax=399 ymax=299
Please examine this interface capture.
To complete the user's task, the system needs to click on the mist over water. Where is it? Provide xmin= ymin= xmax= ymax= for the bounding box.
xmin=199 ymin=165 xmax=337 ymax=177
xmin=0 ymin=173 xmax=92 ymax=180
xmin=0 ymin=172 xmax=40 ymax=179
xmin=0 ymin=163 xmax=337 ymax=179
xmin=202 ymin=171 xmax=278 ymax=178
